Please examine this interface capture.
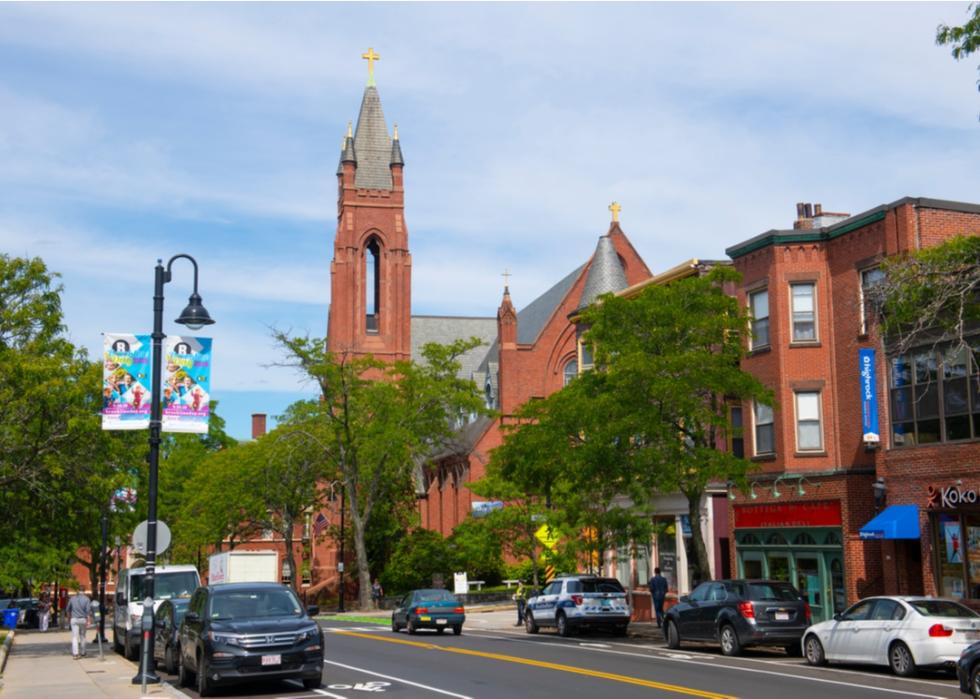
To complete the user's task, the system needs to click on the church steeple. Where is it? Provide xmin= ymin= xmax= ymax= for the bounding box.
xmin=328 ymin=50 xmax=411 ymax=363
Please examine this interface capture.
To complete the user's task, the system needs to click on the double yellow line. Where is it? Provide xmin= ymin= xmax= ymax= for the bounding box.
xmin=334 ymin=630 xmax=737 ymax=699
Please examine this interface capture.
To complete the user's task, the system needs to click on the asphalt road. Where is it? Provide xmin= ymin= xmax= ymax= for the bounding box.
xmin=161 ymin=615 xmax=967 ymax=699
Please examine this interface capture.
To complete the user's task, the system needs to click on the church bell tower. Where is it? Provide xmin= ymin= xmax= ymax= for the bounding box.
xmin=327 ymin=48 xmax=411 ymax=362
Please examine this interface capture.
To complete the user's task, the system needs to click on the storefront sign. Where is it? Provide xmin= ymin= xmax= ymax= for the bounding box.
xmin=927 ymin=484 xmax=980 ymax=509
xmin=859 ymin=348 xmax=879 ymax=444
xmin=734 ymin=500 xmax=842 ymax=528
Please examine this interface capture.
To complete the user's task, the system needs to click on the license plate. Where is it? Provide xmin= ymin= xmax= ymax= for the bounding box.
xmin=965 ymin=631 xmax=980 ymax=641
xmin=261 ymin=654 xmax=281 ymax=666
xmin=419 ymin=615 xmax=431 ymax=621
xmin=436 ymin=618 xmax=448 ymax=625
xmin=601 ymin=599 xmax=611 ymax=608
xmin=775 ymin=612 xmax=790 ymax=621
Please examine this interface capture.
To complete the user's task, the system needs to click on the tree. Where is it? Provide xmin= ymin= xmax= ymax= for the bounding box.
xmin=869 ymin=235 xmax=980 ymax=358
xmin=937 ymin=2 xmax=980 ymax=103
xmin=273 ymin=335 xmax=487 ymax=608
xmin=380 ymin=529 xmax=451 ymax=594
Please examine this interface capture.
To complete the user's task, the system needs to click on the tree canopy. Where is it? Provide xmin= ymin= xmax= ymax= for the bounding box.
xmin=937 ymin=2 xmax=980 ymax=100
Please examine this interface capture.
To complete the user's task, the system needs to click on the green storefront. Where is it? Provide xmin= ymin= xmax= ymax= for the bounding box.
xmin=733 ymin=500 xmax=847 ymax=623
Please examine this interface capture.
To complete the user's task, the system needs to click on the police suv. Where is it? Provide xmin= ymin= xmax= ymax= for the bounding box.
xmin=524 ymin=574 xmax=630 ymax=637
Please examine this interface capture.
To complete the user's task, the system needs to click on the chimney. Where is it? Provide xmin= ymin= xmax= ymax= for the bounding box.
xmin=796 ymin=202 xmax=806 ymax=219
xmin=251 ymin=413 xmax=267 ymax=439
xmin=814 ymin=203 xmax=822 ymax=216
xmin=804 ymin=203 xmax=813 ymax=218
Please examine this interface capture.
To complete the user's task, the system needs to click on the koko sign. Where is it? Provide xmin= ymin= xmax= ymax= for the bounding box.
xmin=927 ymin=484 xmax=980 ymax=509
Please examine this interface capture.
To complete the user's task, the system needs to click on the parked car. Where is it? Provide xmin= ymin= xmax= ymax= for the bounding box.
xmin=957 ymin=640 xmax=980 ymax=697
xmin=804 ymin=596 xmax=980 ymax=677
xmin=153 ymin=598 xmax=190 ymax=674
xmin=114 ymin=564 xmax=200 ymax=660
xmin=15 ymin=598 xmax=39 ymax=629
xmin=524 ymin=575 xmax=630 ymax=637
xmin=177 ymin=582 xmax=323 ymax=697
xmin=391 ymin=589 xmax=465 ymax=635
xmin=663 ymin=579 xmax=810 ymax=656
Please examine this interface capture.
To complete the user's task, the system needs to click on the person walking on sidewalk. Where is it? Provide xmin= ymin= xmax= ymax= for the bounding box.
xmin=648 ymin=568 xmax=669 ymax=628
xmin=513 ymin=581 xmax=528 ymax=626
xmin=38 ymin=589 xmax=52 ymax=632
xmin=371 ymin=579 xmax=384 ymax=609
xmin=66 ymin=589 xmax=93 ymax=659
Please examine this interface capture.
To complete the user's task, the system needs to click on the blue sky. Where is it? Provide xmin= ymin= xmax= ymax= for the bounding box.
xmin=2 ymin=2 xmax=978 ymax=441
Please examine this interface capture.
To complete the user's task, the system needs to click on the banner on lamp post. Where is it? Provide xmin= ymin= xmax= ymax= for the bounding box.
xmin=101 ymin=333 xmax=152 ymax=430
xmin=162 ymin=336 xmax=212 ymax=434
xmin=859 ymin=348 xmax=880 ymax=444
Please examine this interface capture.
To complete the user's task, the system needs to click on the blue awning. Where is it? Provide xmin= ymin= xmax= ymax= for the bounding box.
xmin=859 ymin=504 xmax=920 ymax=540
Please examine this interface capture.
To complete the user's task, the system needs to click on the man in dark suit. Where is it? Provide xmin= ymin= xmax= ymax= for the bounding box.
xmin=648 ymin=568 xmax=669 ymax=628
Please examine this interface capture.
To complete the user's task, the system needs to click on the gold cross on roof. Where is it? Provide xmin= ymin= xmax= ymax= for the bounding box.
xmin=502 ymin=268 xmax=512 ymax=287
xmin=362 ymin=47 xmax=380 ymax=85
xmin=609 ymin=201 xmax=622 ymax=222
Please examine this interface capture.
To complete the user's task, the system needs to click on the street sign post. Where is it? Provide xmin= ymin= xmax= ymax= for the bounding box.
xmin=132 ymin=520 xmax=171 ymax=556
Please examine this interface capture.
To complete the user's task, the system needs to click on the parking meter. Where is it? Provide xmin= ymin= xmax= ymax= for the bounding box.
xmin=140 ymin=597 xmax=153 ymax=695
xmin=92 ymin=601 xmax=104 ymax=660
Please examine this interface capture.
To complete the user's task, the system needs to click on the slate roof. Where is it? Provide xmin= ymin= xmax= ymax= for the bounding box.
xmin=353 ymin=86 xmax=393 ymax=190
xmin=516 ymin=264 xmax=585 ymax=345
xmin=411 ymin=315 xmax=497 ymax=381
xmin=390 ymin=137 xmax=404 ymax=166
xmin=577 ymin=236 xmax=628 ymax=309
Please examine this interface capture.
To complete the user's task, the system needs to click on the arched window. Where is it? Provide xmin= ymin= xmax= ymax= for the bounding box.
xmin=766 ymin=533 xmax=787 ymax=546
xmin=793 ymin=532 xmax=817 ymax=546
xmin=563 ymin=359 xmax=578 ymax=386
xmin=365 ymin=238 xmax=381 ymax=332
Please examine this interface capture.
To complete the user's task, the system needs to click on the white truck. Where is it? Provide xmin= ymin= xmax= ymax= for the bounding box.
xmin=208 ymin=549 xmax=279 ymax=585
xmin=112 ymin=564 xmax=200 ymax=660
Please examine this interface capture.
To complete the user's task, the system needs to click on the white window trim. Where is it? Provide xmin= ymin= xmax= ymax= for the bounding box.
xmin=752 ymin=401 xmax=775 ymax=456
xmin=790 ymin=282 xmax=818 ymax=343
xmin=794 ymin=390 xmax=824 ymax=452
xmin=748 ymin=288 xmax=770 ymax=350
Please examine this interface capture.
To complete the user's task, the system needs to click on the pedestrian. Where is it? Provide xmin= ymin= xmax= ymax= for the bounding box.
xmin=66 ymin=589 xmax=93 ymax=659
xmin=648 ymin=567 xmax=669 ymax=628
xmin=371 ymin=579 xmax=384 ymax=609
xmin=38 ymin=589 xmax=51 ymax=632
xmin=513 ymin=581 xmax=527 ymax=626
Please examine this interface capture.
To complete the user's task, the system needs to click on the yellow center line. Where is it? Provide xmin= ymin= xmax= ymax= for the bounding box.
xmin=334 ymin=630 xmax=737 ymax=699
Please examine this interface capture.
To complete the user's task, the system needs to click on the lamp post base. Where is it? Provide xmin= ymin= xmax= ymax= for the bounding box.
xmin=131 ymin=671 xmax=161 ymax=685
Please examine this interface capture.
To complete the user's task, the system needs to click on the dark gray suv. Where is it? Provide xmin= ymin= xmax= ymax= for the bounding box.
xmin=663 ymin=579 xmax=811 ymax=656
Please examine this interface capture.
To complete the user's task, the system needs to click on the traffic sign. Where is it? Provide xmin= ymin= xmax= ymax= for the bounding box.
xmin=131 ymin=520 xmax=171 ymax=555
xmin=535 ymin=524 xmax=559 ymax=550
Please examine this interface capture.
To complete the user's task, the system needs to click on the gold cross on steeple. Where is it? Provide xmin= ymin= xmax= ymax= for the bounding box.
xmin=502 ymin=268 xmax=512 ymax=288
xmin=609 ymin=201 xmax=622 ymax=223
xmin=362 ymin=47 xmax=380 ymax=86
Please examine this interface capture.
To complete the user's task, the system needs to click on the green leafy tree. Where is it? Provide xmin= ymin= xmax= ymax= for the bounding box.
xmin=380 ymin=529 xmax=451 ymax=594
xmin=447 ymin=517 xmax=504 ymax=586
xmin=937 ymin=2 xmax=980 ymax=105
xmin=870 ymin=235 xmax=980 ymax=358
xmin=273 ymin=334 xmax=487 ymax=608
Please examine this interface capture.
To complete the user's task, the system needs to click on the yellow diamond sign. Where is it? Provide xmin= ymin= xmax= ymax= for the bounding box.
xmin=535 ymin=524 xmax=560 ymax=550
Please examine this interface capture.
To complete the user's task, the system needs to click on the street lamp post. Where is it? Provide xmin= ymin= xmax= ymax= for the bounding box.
xmin=93 ymin=509 xmax=109 ymax=643
xmin=132 ymin=254 xmax=214 ymax=686
xmin=338 ymin=483 xmax=346 ymax=613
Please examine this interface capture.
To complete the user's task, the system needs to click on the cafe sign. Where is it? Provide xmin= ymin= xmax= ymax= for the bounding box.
xmin=927 ymin=484 xmax=979 ymax=509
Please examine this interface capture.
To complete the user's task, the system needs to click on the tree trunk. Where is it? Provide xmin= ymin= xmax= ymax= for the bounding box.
xmin=350 ymin=506 xmax=372 ymax=609
xmin=686 ymin=490 xmax=711 ymax=586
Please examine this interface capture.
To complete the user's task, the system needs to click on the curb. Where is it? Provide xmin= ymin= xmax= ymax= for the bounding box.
xmin=0 ymin=629 xmax=14 ymax=676
xmin=161 ymin=680 xmax=193 ymax=699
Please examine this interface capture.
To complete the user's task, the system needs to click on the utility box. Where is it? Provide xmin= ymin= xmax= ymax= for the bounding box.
xmin=208 ymin=550 xmax=279 ymax=584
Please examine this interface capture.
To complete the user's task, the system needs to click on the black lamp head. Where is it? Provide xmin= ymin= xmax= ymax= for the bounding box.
xmin=175 ymin=292 xmax=215 ymax=331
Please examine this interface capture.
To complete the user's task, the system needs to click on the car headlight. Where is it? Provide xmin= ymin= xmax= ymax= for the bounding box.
xmin=297 ymin=627 xmax=319 ymax=643
xmin=207 ymin=631 xmax=241 ymax=645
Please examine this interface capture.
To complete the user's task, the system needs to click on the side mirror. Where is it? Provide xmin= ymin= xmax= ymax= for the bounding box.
xmin=833 ymin=613 xmax=842 ymax=622
xmin=185 ymin=611 xmax=199 ymax=623
xmin=679 ymin=595 xmax=690 ymax=604
xmin=115 ymin=592 xmax=127 ymax=606
xmin=155 ymin=617 xmax=166 ymax=628
xmin=306 ymin=605 xmax=320 ymax=617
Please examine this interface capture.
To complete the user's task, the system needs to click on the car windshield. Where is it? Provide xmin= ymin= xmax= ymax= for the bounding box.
xmin=130 ymin=572 xmax=197 ymax=601
xmin=415 ymin=590 xmax=456 ymax=603
xmin=209 ymin=589 xmax=303 ymax=620
xmin=567 ymin=579 xmax=625 ymax=594
xmin=909 ymin=600 xmax=979 ymax=618
xmin=748 ymin=583 xmax=800 ymax=601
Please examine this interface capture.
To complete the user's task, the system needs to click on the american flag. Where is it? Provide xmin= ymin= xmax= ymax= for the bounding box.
xmin=312 ymin=512 xmax=329 ymax=537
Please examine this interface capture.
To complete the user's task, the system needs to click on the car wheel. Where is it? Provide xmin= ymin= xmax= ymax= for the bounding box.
xmin=391 ymin=617 xmax=400 ymax=633
xmin=613 ymin=625 xmax=629 ymax=637
xmin=969 ymin=663 xmax=980 ymax=698
xmin=804 ymin=635 xmax=826 ymax=666
xmin=719 ymin=624 xmax=742 ymax=657
xmin=125 ymin=637 xmax=139 ymax=661
xmin=303 ymin=678 xmax=322 ymax=690
xmin=177 ymin=647 xmax=192 ymax=688
xmin=889 ymin=641 xmax=916 ymax=677
xmin=197 ymin=652 xmax=213 ymax=697
xmin=665 ymin=620 xmax=681 ymax=649
xmin=784 ymin=642 xmax=803 ymax=658
xmin=407 ymin=619 xmax=418 ymax=635
xmin=525 ymin=612 xmax=539 ymax=634
xmin=453 ymin=624 xmax=462 ymax=636
xmin=164 ymin=645 xmax=177 ymax=675
xmin=112 ymin=629 xmax=124 ymax=655
xmin=557 ymin=612 xmax=572 ymax=637
xmin=436 ymin=627 xmax=445 ymax=634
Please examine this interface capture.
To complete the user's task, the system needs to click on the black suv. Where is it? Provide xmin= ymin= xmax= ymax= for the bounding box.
xmin=663 ymin=579 xmax=811 ymax=656
xmin=177 ymin=582 xmax=324 ymax=696
xmin=958 ymin=640 xmax=980 ymax=697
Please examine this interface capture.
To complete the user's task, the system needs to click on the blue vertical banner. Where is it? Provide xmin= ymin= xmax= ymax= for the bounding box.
xmin=162 ymin=336 xmax=212 ymax=434
xmin=859 ymin=348 xmax=879 ymax=444
xmin=102 ymin=333 xmax=152 ymax=430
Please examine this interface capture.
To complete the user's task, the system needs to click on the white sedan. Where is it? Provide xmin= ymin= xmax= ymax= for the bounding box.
xmin=803 ymin=596 xmax=980 ymax=676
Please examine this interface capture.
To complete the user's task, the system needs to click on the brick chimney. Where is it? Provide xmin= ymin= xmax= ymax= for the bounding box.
xmin=251 ymin=413 xmax=267 ymax=439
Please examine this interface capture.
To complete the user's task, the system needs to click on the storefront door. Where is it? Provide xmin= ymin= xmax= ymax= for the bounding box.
xmin=795 ymin=555 xmax=825 ymax=621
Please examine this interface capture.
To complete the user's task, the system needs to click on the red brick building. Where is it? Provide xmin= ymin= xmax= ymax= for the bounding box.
xmin=725 ymin=198 xmax=980 ymax=621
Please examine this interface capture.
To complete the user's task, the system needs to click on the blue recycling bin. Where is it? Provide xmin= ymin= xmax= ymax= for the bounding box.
xmin=2 ymin=607 xmax=19 ymax=629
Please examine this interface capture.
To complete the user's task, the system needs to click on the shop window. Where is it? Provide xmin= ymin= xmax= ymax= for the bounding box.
xmin=891 ymin=342 xmax=980 ymax=447
xmin=936 ymin=513 xmax=965 ymax=598
xmin=795 ymin=391 xmax=823 ymax=451
xmin=790 ymin=283 xmax=817 ymax=342
xmin=753 ymin=401 xmax=774 ymax=455
xmin=749 ymin=289 xmax=769 ymax=349
xmin=859 ymin=267 xmax=885 ymax=334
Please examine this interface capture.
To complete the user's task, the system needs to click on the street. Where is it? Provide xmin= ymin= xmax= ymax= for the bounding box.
xmin=158 ymin=611 xmax=967 ymax=699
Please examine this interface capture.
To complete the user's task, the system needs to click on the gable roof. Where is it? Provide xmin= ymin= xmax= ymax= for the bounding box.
xmin=411 ymin=315 xmax=497 ymax=381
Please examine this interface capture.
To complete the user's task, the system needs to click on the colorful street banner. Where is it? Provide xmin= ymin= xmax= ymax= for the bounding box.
xmin=102 ymin=333 xmax=152 ymax=430
xmin=859 ymin=348 xmax=880 ymax=444
xmin=162 ymin=336 xmax=212 ymax=434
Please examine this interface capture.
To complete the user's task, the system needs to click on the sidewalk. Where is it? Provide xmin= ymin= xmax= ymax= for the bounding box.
xmin=0 ymin=629 xmax=174 ymax=699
